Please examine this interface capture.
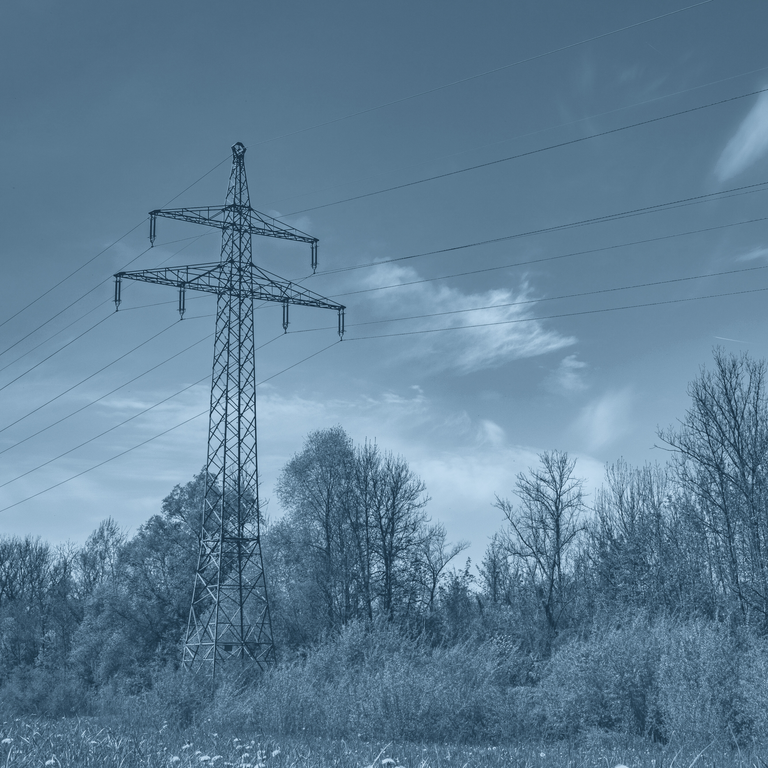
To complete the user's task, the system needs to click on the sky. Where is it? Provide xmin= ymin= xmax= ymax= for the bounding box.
xmin=2 ymin=0 xmax=768 ymax=569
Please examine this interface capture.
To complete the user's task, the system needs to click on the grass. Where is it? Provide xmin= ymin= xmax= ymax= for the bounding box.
xmin=0 ymin=718 xmax=766 ymax=768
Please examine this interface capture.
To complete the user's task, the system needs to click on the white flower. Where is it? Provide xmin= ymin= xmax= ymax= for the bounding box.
xmin=271 ymin=750 xmax=280 ymax=758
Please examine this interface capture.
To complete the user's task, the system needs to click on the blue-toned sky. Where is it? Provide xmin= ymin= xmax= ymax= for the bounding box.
xmin=2 ymin=0 xmax=768 ymax=565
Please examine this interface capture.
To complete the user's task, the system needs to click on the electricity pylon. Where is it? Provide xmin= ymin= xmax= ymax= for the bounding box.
xmin=114 ymin=142 xmax=345 ymax=676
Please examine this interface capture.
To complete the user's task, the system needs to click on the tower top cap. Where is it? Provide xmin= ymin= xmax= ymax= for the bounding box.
xmin=232 ymin=142 xmax=246 ymax=158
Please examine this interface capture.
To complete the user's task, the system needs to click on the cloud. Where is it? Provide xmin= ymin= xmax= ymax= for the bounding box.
xmin=573 ymin=388 xmax=633 ymax=453
xmin=715 ymin=90 xmax=768 ymax=182
xmin=545 ymin=354 xmax=589 ymax=395
xmin=736 ymin=246 xmax=768 ymax=262
xmin=355 ymin=263 xmax=575 ymax=374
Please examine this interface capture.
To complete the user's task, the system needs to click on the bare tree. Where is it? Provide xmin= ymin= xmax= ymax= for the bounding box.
xmin=495 ymin=450 xmax=584 ymax=646
xmin=586 ymin=460 xmax=674 ymax=613
xmin=419 ymin=522 xmax=468 ymax=613
xmin=372 ymin=450 xmax=430 ymax=619
xmin=659 ymin=349 xmax=768 ymax=623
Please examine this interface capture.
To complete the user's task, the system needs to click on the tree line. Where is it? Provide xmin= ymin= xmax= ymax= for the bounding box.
xmin=2 ymin=347 xmax=768 ymax=727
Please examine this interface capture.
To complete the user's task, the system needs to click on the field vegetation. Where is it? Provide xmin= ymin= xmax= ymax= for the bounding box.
xmin=3 ymin=349 xmax=768 ymax=765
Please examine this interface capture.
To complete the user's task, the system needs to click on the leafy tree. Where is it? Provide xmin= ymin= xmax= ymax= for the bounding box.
xmin=273 ymin=428 xmax=434 ymax=637
xmin=276 ymin=426 xmax=357 ymax=632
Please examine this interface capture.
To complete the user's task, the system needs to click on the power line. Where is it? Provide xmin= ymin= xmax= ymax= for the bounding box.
xmin=324 ymin=185 xmax=768 ymax=299
xmin=4 ymin=271 xmax=762 ymax=499
xmin=0 ymin=313 xmax=114 ymax=395
xmin=293 ymin=260 xmax=768 ymax=335
xmin=251 ymin=0 xmax=716 ymax=149
xmin=0 ymin=319 xmax=180 ymax=436
xmin=0 ymin=234 xmax=214 ymax=375
xmin=264 ymin=62 xmax=768 ymax=212
xmin=0 ymin=233 xmax=213 ymax=398
xmin=343 ymin=285 xmax=768 ymax=341
xmin=0 ymin=221 xmax=146 ymax=334
xmin=285 ymin=83 xmax=767 ymax=217
xmin=343 ymin=263 xmax=768 ymax=329
xmin=315 ymin=216 xmax=768 ymax=278
xmin=0 ymin=332 xmax=213 ymax=458
xmin=0 ymin=375 xmax=210 ymax=492
xmin=0 ymin=157 xmax=228 ymax=335
xmin=8 ymin=182 xmax=764 ymax=400
xmin=1 ymin=331 xmax=284 ymax=490
xmin=0 ymin=335 xmax=340 ymax=513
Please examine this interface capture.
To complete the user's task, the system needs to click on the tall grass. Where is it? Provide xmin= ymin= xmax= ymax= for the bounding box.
xmin=4 ymin=616 xmax=768 ymax=753
xmin=205 ymin=617 xmax=768 ymax=747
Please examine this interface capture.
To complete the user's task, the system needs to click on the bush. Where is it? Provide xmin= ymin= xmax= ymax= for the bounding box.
xmin=535 ymin=617 xmax=663 ymax=739
xmin=657 ymin=621 xmax=744 ymax=744
xmin=207 ymin=619 xmax=533 ymax=743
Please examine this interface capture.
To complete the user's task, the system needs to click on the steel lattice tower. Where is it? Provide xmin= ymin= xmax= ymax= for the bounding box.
xmin=114 ymin=142 xmax=345 ymax=675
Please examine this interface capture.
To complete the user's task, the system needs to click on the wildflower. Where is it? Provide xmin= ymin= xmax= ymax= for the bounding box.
xmin=271 ymin=750 xmax=280 ymax=758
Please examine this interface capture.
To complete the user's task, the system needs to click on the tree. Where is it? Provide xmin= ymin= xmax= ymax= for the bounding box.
xmin=75 ymin=518 xmax=125 ymax=599
xmin=659 ymin=349 xmax=768 ymax=624
xmin=586 ymin=460 xmax=672 ymax=614
xmin=370 ymin=450 xmax=430 ymax=619
xmin=276 ymin=426 xmax=357 ymax=632
xmin=419 ymin=523 xmax=469 ymax=615
xmin=273 ymin=428 xmax=434 ymax=636
xmin=495 ymin=450 xmax=584 ymax=650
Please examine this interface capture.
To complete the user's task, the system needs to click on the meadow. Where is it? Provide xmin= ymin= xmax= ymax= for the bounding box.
xmin=0 ymin=718 xmax=761 ymax=768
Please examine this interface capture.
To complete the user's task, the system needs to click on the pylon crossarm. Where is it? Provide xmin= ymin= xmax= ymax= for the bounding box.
xmin=150 ymin=206 xmax=318 ymax=246
xmin=115 ymin=263 xmax=345 ymax=313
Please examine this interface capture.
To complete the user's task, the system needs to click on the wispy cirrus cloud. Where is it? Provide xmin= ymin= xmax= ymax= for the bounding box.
xmin=354 ymin=263 xmax=575 ymax=374
xmin=736 ymin=246 xmax=768 ymax=262
xmin=572 ymin=388 xmax=633 ymax=453
xmin=715 ymin=90 xmax=768 ymax=182
xmin=546 ymin=354 xmax=589 ymax=395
